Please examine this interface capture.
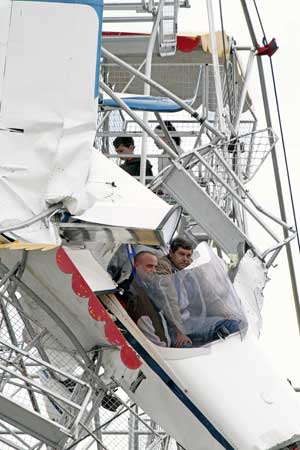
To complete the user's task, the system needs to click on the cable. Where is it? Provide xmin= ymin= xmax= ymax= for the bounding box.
xmin=0 ymin=203 xmax=63 ymax=235
xmin=252 ymin=0 xmax=300 ymax=256
xmin=252 ymin=0 xmax=267 ymax=42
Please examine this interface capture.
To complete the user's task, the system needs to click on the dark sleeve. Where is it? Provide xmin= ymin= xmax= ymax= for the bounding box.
xmin=126 ymin=291 xmax=138 ymax=321
xmin=121 ymin=163 xmax=138 ymax=176
xmin=146 ymin=160 xmax=153 ymax=176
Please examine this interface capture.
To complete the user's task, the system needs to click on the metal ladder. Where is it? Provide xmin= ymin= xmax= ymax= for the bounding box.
xmin=156 ymin=159 xmax=251 ymax=257
xmin=158 ymin=1 xmax=180 ymax=56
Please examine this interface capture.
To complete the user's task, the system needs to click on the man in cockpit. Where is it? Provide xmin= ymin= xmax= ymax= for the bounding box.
xmin=156 ymin=238 xmax=244 ymax=347
xmin=157 ymin=237 xmax=193 ymax=274
xmin=156 ymin=237 xmax=194 ymax=347
xmin=120 ymin=251 xmax=170 ymax=347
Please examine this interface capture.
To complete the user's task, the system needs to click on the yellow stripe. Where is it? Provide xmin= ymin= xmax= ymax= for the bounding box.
xmin=0 ymin=240 xmax=58 ymax=251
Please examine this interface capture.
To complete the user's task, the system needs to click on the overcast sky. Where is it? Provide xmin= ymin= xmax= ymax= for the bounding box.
xmin=178 ymin=0 xmax=300 ymax=383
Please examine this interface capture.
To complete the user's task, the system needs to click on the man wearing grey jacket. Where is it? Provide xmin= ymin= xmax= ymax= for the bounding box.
xmin=156 ymin=237 xmax=194 ymax=347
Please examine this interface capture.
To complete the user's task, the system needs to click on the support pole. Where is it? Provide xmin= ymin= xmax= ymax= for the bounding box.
xmin=140 ymin=0 xmax=165 ymax=184
xmin=206 ymin=0 xmax=226 ymax=133
xmin=233 ymin=49 xmax=256 ymax=132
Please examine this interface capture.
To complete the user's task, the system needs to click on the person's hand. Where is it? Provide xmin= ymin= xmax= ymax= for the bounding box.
xmin=175 ymin=330 xmax=192 ymax=348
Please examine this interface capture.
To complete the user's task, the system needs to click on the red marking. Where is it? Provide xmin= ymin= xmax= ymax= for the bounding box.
xmin=88 ymin=296 xmax=106 ymax=321
xmin=257 ymin=38 xmax=278 ymax=57
xmin=102 ymin=31 xmax=202 ymax=53
xmin=56 ymin=248 xmax=91 ymax=297
xmin=72 ymin=272 xmax=91 ymax=298
xmin=120 ymin=345 xmax=142 ymax=370
xmin=56 ymin=247 xmax=77 ymax=273
xmin=56 ymin=247 xmax=141 ymax=370
xmin=105 ymin=320 xmax=126 ymax=346
xmin=177 ymin=35 xmax=201 ymax=52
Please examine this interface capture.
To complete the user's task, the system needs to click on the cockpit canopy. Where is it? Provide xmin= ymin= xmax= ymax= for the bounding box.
xmin=117 ymin=243 xmax=250 ymax=348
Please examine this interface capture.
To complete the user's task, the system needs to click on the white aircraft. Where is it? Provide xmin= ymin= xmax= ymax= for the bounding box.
xmin=0 ymin=1 xmax=299 ymax=450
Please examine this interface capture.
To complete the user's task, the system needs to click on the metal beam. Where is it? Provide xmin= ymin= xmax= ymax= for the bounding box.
xmin=0 ymin=394 xmax=70 ymax=448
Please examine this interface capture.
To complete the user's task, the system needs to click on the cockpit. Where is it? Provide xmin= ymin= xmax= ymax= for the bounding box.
xmin=108 ymin=242 xmax=249 ymax=349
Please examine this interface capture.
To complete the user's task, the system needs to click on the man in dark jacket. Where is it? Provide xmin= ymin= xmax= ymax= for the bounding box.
xmin=119 ymin=251 xmax=170 ymax=347
xmin=113 ymin=136 xmax=153 ymax=178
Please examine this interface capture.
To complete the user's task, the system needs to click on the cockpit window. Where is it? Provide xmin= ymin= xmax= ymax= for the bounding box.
xmin=116 ymin=243 xmax=248 ymax=349
xmin=133 ymin=245 xmax=247 ymax=347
